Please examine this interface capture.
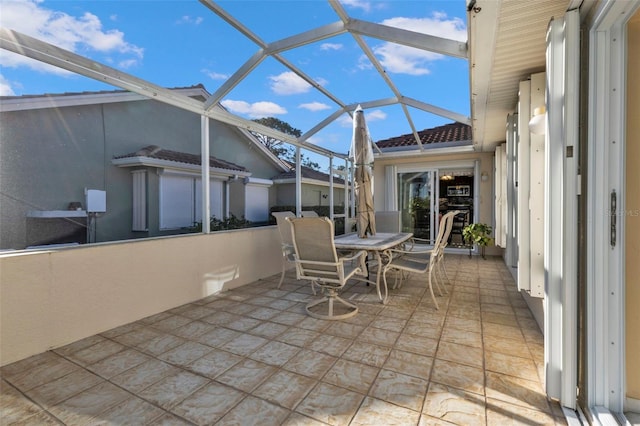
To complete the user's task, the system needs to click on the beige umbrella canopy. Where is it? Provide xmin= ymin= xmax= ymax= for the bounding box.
xmin=351 ymin=105 xmax=376 ymax=238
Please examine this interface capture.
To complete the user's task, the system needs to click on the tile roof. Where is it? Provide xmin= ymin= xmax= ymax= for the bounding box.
xmin=114 ymin=145 xmax=247 ymax=172
xmin=375 ymin=122 xmax=472 ymax=149
xmin=272 ymin=163 xmax=345 ymax=185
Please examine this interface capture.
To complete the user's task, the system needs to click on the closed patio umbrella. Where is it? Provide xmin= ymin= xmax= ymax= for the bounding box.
xmin=351 ymin=105 xmax=376 ymax=238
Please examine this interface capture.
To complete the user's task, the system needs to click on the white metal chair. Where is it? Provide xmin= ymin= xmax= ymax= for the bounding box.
xmin=301 ymin=210 xmax=319 ymax=217
xmin=271 ymin=211 xmax=296 ymax=289
xmin=381 ymin=211 xmax=458 ymax=310
xmin=287 ymin=216 xmax=368 ymax=320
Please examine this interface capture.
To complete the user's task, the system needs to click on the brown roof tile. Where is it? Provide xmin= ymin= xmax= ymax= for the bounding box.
xmin=114 ymin=145 xmax=246 ymax=172
xmin=375 ymin=122 xmax=472 ymax=149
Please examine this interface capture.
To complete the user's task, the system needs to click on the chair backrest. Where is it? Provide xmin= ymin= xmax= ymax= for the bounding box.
xmin=272 ymin=211 xmax=295 ymax=247
xmin=301 ymin=210 xmax=319 ymax=217
xmin=374 ymin=211 xmax=401 ymax=233
xmin=439 ymin=210 xmax=460 ymax=250
xmin=287 ymin=217 xmax=341 ymax=281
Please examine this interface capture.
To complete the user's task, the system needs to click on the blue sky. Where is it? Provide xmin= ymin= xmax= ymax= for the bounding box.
xmin=0 ymin=0 xmax=470 ymax=166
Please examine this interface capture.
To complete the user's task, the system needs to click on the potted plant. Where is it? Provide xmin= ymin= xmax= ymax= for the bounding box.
xmin=462 ymin=223 xmax=493 ymax=258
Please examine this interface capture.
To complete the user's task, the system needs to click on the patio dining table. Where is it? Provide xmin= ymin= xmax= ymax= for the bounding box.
xmin=334 ymin=232 xmax=413 ymax=304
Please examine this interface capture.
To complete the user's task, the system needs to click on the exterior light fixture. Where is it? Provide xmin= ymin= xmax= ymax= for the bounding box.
xmin=528 ymin=106 xmax=546 ymax=135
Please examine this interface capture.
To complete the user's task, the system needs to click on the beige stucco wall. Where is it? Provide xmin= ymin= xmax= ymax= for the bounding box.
xmin=626 ymin=11 xmax=640 ymax=401
xmin=0 ymin=227 xmax=283 ymax=366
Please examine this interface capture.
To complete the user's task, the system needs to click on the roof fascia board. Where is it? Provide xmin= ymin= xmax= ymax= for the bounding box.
xmin=375 ymin=142 xmax=475 ymax=158
xmin=0 ymin=87 xmax=208 ymax=112
xmin=347 ymin=18 xmax=468 ymax=59
xmin=402 ymin=96 xmax=472 ymax=125
xmin=111 ymin=156 xmax=252 ymax=177
xmin=0 ymin=28 xmax=344 ymax=160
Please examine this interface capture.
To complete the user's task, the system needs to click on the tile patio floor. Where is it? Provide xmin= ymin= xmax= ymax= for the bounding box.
xmin=1 ymin=254 xmax=567 ymax=425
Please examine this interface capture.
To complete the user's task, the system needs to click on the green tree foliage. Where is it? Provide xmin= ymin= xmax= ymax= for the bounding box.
xmin=252 ymin=117 xmax=320 ymax=171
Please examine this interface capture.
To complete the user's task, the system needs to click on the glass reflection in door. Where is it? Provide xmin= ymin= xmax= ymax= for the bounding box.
xmin=397 ymin=171 xmax=437 ymax=241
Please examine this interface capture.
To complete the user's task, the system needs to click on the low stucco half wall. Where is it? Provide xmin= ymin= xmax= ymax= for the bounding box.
xmin=0 ymin=226 xmax=283 ymax=366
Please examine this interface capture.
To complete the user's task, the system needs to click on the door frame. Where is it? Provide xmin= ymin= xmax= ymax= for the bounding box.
xmin=585 ymin=0 xmax=639 ymax=420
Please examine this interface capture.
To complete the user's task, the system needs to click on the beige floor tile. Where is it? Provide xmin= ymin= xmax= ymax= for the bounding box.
xmin=383 ymin=349 xmax=433 ymax=381
xmin=324 ymin=322 xmax=365 ymax=339
xmin=422 ymin=382 xmax=486 ymax=426
xmin=158 ymin=341 xmax=213 ymax=367
xmin=226 ymin=316 xmax=263 ymax=332
xmin=1 ymin=381 xmax=50 ymax=423
xmin=485 ymin=371 xmax=551 ymax=413
xmin=307 ymin=334 xmax=353 ymax=357
xmin=216 ymin=358 xmax=276 ymax=393
xmin=187 ymin=348 xmax=243 ymax=379
xmin=482 ymin=322 xmax=524 ymax=342
xmin=369 ymin=369 xmax=428 ymax=411
xmin=65 ymin=340 xmax=126 ymax=366
xmin=369 ymin=316 xmax=408 ymax=333
xmin=49 ymin=381 xmax=132 ymax=425
xmin=486 ymin=397 xmax=558 ymax=425
xmin=351 ymin=396 xmax=421 ymax=425
xmin=171 ymin=381 xmax=245 ymax=425
xmin=249 ymin=340 xmax=301 ymax=367
xmin=481 ymin=311 xmax=518 ymax=326
xmin=93 ymin=396 xmax=165 ymax=425
xmin=152 ymin=315 xmax=192 ymax=332
xmin=270 ymin=311 xmax=309 ymax=326
xmin=436 ymin=340 xmax=483 ymax=368
xmin=253 ymin=370 xmax=317 ymax=410
xmin=26 ymin=369 xmax=104 ymax=407
xmin=395 ymin=333 xmax=438 ymax=357
xmin=443 ymin=316 xmax=482 ymax=334
xmin=485 ymin=351 xmax=539 ymax=382
xmin=52 ymin=335 xmax=107 ymax=357
xmin=283 ymin=412 xmax=330 ymax=426
xmin=172 ymin=321 xmax=213 ymax=339
xmin=195 ymin=327 xmax=242 ymax=348
xmin=87 ymin=348 xmax=151 ymax=379
xmin=342 ymin=341 xmax=391 ymax=368
xmin=483 ymin=334 xmax=531 ymax=359
xmin=323 ymin=359 xmax=379 ymax=394
xmin=430 ymin=359 xmax=485 ymax=396
xmin=219 ymin=395 xmax=291 ymax=425
xmin=220 ymin=333 xmax=269 ymax=357
xmin=138 ymin=371 xmax=209 ymax=409
xmin=440 ymin=328 xmax=482 ymax=349
xmin=295 ymin=382 xmax=365 ymax=425
xmin=135 ymin=334 xmax=186 ymax=356
xmin=249 ymin=321 xmax=290 ymax=339
xmin=2 ymin=355 xmax=80 ymax=391
xmin=283 ymin=349 xmax=337 ymax=379
xmin=111 ymin=327 xmax=162 ymax=346
xmin=111 ymin=359 xmax=181 ymax=393
xmin=276 ymin=327 xmax=321 ymax=347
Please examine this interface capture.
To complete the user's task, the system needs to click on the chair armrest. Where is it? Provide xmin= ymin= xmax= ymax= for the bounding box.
xmin=338 ymin=250 xmax=368 ymax=263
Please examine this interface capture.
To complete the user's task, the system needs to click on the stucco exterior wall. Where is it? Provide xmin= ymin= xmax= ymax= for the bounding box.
xmin=0 ymin=227 xmax=283 ymax=366
xmin=625 ymin=11 xmax=640 ymax=402
xmin=0 ymin=97 xmax=283 ymax=249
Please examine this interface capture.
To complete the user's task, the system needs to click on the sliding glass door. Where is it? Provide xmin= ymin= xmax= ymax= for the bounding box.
xmin=397 ymin=166 xmax=475 ymax=247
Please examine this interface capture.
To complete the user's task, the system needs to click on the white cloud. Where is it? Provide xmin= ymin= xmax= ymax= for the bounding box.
xmin=320 ymin=43 xmax=343 ymax=51
xmin=0 ymin=0 xmax=143 ymax=73
xmin=0 ymin=75 xmax=16 ymax=96
xmin=341 ymin=0 xmax=371 ymax=13
xmin=299 ymin=102 xmax=331 ymax=112
xmin=372 ymin=13 xmax=467 ymax=75
xmin=221 ymin=99 xmax=287 ymax=118
xmin=203 ymin=69 xmax=230 ymax=80
xmin=176 ymin=16 xmax=203 ymax=25
xmin=269 ymin=71 xmax=312 ymax=95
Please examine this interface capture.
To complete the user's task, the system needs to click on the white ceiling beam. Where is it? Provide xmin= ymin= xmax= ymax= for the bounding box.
xmin=198 ymin=0 xmax=266 ymax=47
xmin=266 ymin=21 xmax=346 ymax=54
xmin=205 ymin=49 xmax=266 ymax=109
xmin=299 ymin=108 xmax=347 ymax=143
xmin=402 ymin=96 xmax=472 ymax=125
xmin=347 ymin=19 xmax=468 ymax=59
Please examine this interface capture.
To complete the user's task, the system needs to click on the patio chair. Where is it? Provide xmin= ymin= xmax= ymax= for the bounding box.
xmin=301 ymin=210 xmax=319 ymax=217
xmin=271 ymin=211 xmax=296 ymax=289
xmin=287 ymin=216 xmax=368 ymax=320
xmin=381 ymin=210 xmax=458 ymax=310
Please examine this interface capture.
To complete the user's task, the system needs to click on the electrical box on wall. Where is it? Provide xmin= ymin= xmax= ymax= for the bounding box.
xmin=86 ymin=189 xmax=106 ymax=213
